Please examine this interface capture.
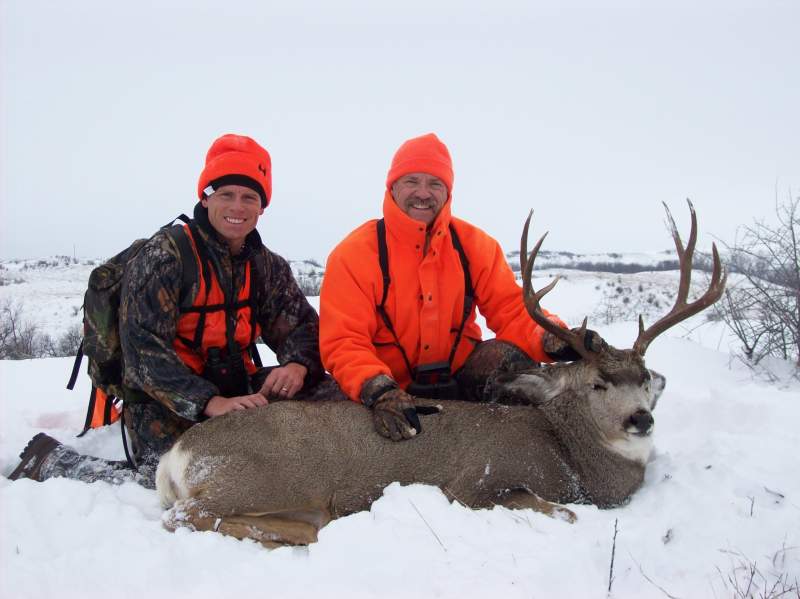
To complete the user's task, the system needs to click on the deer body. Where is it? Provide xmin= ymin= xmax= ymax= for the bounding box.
xmin=156 ymin=203 xmax=724 ymax=547
xmin=157 ymin=359 xmax=657 ymax=543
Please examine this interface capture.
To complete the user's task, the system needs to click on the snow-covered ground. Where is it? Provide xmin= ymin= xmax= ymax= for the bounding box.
xmin=1 ymin=268 xmax=798 ymax=598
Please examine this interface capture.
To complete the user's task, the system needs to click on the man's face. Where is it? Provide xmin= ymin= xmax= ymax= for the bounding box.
xmin=390 ymin=172 xmax=448 ymax=227
xmin=201 ymin=184 xmax=264 ymax=249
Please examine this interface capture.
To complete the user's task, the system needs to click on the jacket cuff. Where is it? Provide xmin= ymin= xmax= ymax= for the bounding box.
xmin=281 ymin=354 xmax=323 ymax=383
xmin=359 ymin=374 xmax=398 ymax=408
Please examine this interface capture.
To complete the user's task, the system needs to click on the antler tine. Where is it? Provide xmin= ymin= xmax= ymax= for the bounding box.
xmin=520 ymin=209 xmax=533 ymax=277
xmin=520 ymin=213 xmax=595 ymax=362
xmin=664 ymin=199 xmax=698 ymax=307
xmin=633 ymin=201 xmax=727 ymax=355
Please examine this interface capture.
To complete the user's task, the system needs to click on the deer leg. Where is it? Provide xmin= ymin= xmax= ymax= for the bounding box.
xmin=497 ymin=489 xmax=577 ymax=523
xmin=215 ymin=514 xmax=320 ymax=548
xmin=163 ymin=501 xmax=328 ymax=548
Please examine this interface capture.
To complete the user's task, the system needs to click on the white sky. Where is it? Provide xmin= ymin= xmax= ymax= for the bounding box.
xmin=1 ymin=0 xmax=798 ymax=262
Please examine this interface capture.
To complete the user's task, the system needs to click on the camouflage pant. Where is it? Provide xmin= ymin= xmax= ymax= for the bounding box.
xmin=39 ymin=370 xmax=345 ymax=489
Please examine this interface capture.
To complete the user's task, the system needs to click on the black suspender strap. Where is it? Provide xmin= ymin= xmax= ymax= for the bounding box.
xmin=447 ymin=223 xmax=474 ymax=365
xmin=376 ymin=219 xmax=391 ymax=308
xmin=376 ymin=219 xmax=415 ymax=379
xmin=375 ymin=219 xmax=475 ymax=379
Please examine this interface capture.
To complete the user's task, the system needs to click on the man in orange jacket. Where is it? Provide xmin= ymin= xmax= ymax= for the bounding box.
xmin=320 ymin=133 xmax=602 ymax=442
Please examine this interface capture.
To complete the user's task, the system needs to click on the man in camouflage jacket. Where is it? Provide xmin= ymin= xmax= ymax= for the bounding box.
xmin=8 ymin=134 xmax=335 ymax=488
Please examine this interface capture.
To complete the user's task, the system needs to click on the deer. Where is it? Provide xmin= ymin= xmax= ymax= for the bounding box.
xmin=155 ymin=201 xmax=726 ymax=548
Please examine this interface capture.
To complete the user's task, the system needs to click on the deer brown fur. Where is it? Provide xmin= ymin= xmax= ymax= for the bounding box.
xmin=156 ymin=202 xmax=724 ymax=547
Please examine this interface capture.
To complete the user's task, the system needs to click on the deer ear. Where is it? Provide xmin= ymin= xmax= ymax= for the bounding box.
xmin=491 ymin=370 xmax=563 ymax=406
xmin=648 ymin=369 xmax=666 ymax=409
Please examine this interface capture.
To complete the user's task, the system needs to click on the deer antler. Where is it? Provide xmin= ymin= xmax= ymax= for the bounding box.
xmin=632 ymin=200 xmax=727 ymax=356
xmin=521 ymin=211 xmax=596 ymax=362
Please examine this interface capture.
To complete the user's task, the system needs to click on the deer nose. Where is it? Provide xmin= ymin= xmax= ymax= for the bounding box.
xmin=627 ymin=410 xmax=654 ymax=435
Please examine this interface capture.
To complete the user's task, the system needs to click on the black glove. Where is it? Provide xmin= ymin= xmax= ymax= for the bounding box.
xmin=371 ymin=388 xmax=441 ymax=441
xmin=543 ymin=328 xmax=605 ymax=362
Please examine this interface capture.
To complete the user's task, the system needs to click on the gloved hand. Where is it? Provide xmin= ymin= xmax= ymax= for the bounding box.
xmin=372 ymin=388 xmax=441 ymax=441
xmin=543 ymin=328 xmax=605 ymax=362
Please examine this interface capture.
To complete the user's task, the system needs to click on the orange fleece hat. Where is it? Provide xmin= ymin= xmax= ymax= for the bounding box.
xmin=385 ymin=133 xmax=454 ymax=192
xmin=197 ymin=134 xmax=272 ymax=207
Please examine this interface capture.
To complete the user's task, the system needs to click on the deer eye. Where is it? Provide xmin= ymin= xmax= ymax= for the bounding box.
xmin=593 ymin=384 xmax=608 ymax=392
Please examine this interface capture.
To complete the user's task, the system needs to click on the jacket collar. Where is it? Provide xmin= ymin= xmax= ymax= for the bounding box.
xmin=192 ymin=202 xmax=262 ymax=261
xmin=381 ymin=190 xmax=453 ymax=248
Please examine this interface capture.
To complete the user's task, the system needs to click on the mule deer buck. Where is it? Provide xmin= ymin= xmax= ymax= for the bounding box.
xmin=156 ymin=201 xmax=726 ymax=547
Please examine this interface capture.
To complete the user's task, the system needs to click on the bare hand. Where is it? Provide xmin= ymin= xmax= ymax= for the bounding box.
xmin=204 ymin=393 xmax=269 ymax=417
xmin=258 ymin=362 xmax=308 ymax=400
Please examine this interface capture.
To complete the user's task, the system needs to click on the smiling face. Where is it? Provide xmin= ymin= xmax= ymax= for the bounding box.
xmin=201 ymin=184 xmax=264 ymax=253
xmin=390 ymin=172 xmax=448 ymax=227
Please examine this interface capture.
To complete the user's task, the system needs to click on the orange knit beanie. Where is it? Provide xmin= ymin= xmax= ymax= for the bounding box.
xmin=197 ymin=134 xmax=272 ymax=207
xmin=386 ymin=133 xmax=454 ymax=192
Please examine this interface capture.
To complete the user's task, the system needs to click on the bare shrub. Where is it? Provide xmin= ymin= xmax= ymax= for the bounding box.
xmin=592 ymin=275 xmax=672 ymax=325
xmin=714 ymin=544 xmax=799 ymax=599
xmin=0 ymin=300 xmax=44 ymax=359
xmin=0 ymin=301 xmax=82 ymax=359
xmin=714 ymin=197 xmax=800 ymax=371
xmin=56 ymin=324 xmax=83 ymax=357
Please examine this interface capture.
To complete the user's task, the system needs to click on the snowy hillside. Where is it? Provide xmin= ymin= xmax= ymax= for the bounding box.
xmin=1 ymin=261 xmax=798 ymax=598
xmin=0 ymin=249 xmax=721 ymax=340
xmin=0 ymin=255 xmax=325 ymax=339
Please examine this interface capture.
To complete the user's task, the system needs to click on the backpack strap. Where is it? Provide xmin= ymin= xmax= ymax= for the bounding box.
xmin=66 ymin=339 xmax=84 ymax=390
xmin=77 ymin=386 xmax=120 ymax=437
xmin=247 ymin=248 xmax=266 ymax=365
xmin=162 ymin=213 xmax=191 ymax=229
xmin=165 ymin=224 xmax=198 ymax=312
xmin=184 ymin=222 xmax=214 ymax=350
xmin=119 ymin=407 xmax=137 ymax=469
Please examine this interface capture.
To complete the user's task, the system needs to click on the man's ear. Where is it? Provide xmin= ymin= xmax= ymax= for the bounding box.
xmin=201 ymin=197 xmax=209 ymax=208
xmin=258 ymin=206 xmax=265 ymax=216
xmin=490 ymin=370 xmax=564 ymax=406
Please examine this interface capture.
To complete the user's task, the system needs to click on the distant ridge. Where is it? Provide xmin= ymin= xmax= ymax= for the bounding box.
xmin=0 ymin=248 xmax=723 ymax=291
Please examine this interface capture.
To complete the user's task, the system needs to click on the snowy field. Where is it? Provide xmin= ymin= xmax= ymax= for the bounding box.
xmin=1 ymin=272 xmax=799 ymax=598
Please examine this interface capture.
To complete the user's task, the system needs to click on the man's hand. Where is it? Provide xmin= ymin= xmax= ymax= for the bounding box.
xmin=204 ymin=393 xmax=269 ymax=417
xmin=371 ymin=388 xmax=441 ymax=441
xmin=543 ymin=327 xmax=605 ymax=362
xmin=258 ymin=362 xmax=308 ymax=400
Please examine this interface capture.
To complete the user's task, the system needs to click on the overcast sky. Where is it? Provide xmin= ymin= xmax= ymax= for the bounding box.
xmin=2 ymin=0 xmax=798 ymax=262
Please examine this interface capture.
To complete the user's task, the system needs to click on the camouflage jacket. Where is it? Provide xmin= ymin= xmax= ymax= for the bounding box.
xmin=119 ymin=204 xmax=322 ymax=422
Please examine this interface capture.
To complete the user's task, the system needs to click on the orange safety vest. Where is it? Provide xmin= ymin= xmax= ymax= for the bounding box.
xmin=173 ymin=224 xmax=261 ymax=376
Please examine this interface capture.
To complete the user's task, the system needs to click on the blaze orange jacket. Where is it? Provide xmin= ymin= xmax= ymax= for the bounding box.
xmin=320 ymin=192 xmax=565 ymax=402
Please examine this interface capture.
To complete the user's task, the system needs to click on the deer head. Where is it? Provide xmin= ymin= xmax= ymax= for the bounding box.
xmin=497 ymin=200 xmax=726 ymax=464
xmin=156 ymin=202 xmax=729 ymax=545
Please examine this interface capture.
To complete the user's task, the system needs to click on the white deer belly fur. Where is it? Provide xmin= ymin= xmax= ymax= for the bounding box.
xmin=606 ymin=434 xmax=653 ymax=465
xmin=156 ymin=443 xmax=193 ymax=508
